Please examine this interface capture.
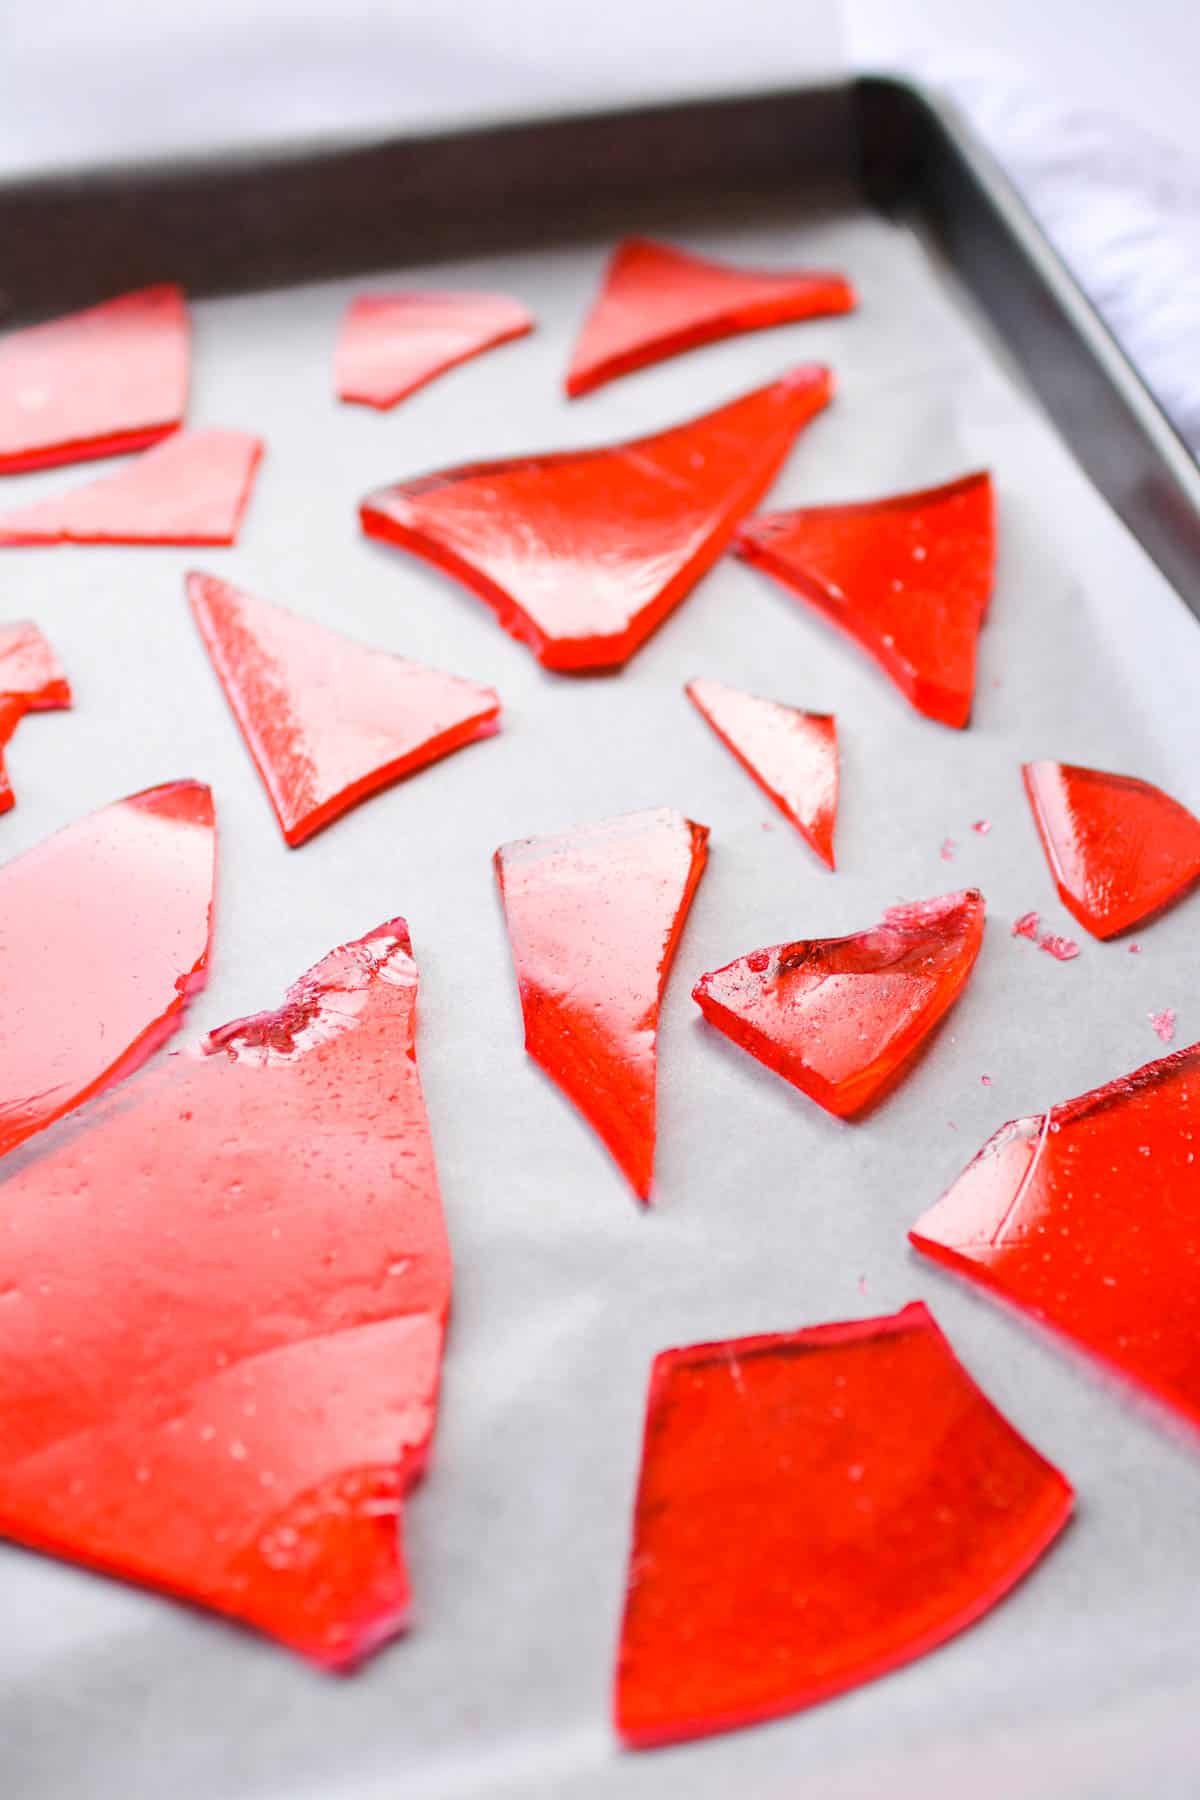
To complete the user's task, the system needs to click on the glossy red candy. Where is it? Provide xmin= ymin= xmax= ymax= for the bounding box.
xmin=736 ymin=471 xmax=994 ymax=728
xmin=0 ymin=781 xmax=215 ymax=1160
xmin=335 ymin=291 xmax=533 ymax=408
xmin=614 ymin=1301 xmax=1072 ymax=1749
xmin=188 ymin=572 xmax=501 ymax=847
xmin=0 ymin=621 xmax=71 ymax=812
xmin=0 ymin=284 xmax=188 ymax=474
xmin=911 ymin=1042 xmax=1200 ymax=1432
xmin=692 ymin=889 xmax=986 ymax=1118
xmin=565 ymin=237 xmax=854 ymax=397
xmin=0 ymin=920 xmax=450 ymax=1667
xmin=360 ymin=368 xmax=832 ymax=671
xmin=495 ymin=807 xmax=708 ymax=1200
xmin=685 ymin=675 xmax=837 ymax=868
xmin=1022 ymin=760 xmax=1200 ymax=939
xmin=0 ymin=429 xmax=263 ymax=546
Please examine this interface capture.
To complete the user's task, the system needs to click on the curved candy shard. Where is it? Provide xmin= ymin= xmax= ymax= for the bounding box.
xmin=0 ymin=621 xmax=72 ymax=812
xmin=0 ymin=780 xmax=215 ymax=1160
xmin=614 ymin=1301 xmax=1072 ymax=1749
xmin=188 ymin=572 xmax=500 ymax=847
xmin=685 ymin=675 xmax=837 ymax=868
xmin=692 ymin=889 xmax=985 ymax=1118
xmin=335 ymin=291 xmax=534 ymax=409
xmin=0 ymin=920 xmax=450 ymax=1668
xmin=360 ymin=368 xmax=832 ymax=671
xmin=495 ymin=807 xmax=709 ymax=1200
xmin=911 ymin=1042 xmax=1200 ymax=1432
xmin=0 ymin=284 xmax=189 ymax=474
xmin=1022 ymin=760 xmax=1200 ymax=939
xmin=0 ymin=429 xmax=263 ymax=546
xmin=565 ymin=237 xmax=854 ymax=397
xmin=736 ymin=471 xmax=994 ymax=728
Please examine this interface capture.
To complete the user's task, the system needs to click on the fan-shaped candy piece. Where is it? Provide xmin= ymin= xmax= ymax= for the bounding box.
xmin=0 ymin=621 xmax=71 ymax=812
xmin=565 ymin=237 xmax=854 ymax=397
xmin=685 ymin=676 xmax=837 ymax=867
xmin=361 ymin=368 xmax=832 ymax=671
xmin=335 ymin=290 xmax=533 ymax=408
xmin=736 ymin=471 xmax=994 ymax=728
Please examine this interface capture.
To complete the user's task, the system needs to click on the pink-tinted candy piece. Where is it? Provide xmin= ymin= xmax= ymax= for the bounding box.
xmin=0 ymin=621 xmax=72 ymax=812
xmin=685 ymin=677 xmax=837 ymax=868
xmin=336 ymin=291 xmax=533 ymax=409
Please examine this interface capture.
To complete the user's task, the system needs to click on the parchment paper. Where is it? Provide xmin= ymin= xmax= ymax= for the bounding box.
xmin=2 ymin=194 xmax=1199 ymax=1799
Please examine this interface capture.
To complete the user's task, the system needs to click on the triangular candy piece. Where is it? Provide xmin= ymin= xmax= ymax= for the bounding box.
xmin=0 ymin=919 xmax=450 ymax=1668
xmin=361 ymin=368 xmax=832 ymax=671
xmin=0 ymin=429 xmax=263 ymax=546
xmin=188 ymin=572 xmax=501 ymax=847
xmin=0 ymin=781 xmax=215 ymax=1160
xmin=693 ymin=889 xmax=985 ymax=1117
xmin=911 ymin=1042 xmax=1200 ymax=1433
xmin=336 ymin=290 xmax=533 ymax=408
xmin=1023 ymin=760 xmax=1200 ymax=939
xmin=495 ymin=807 xmax=708 ymax=1199
xmin=685 ymin=676 xmax=837 ymax=867
xmin=736 ymin=471 xmax=994 ymax=728
xmin=0 ymin=621 xmax=72 ymax=812
xmin=0 ymin=284 xmax=189 ymax=474
xmin=566 ymin=237 xmax=854 ymax=397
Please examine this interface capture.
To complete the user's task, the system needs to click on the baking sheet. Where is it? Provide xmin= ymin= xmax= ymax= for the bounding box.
xmin=2 ymin=189 xmax=1200 ymax=1800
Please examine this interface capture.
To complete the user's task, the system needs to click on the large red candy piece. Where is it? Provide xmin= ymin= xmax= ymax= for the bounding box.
xmin=188 ymin=572 xmax=501 ymax=847
xmin=0 ymin=429 xmax=263 ymax=546
xmin=1022 ymin=760 xmax=1200 ymax=939
xmin=360 ymin=368 xmax=832 ymax=671
xmin=0 ymin=781 xmax=215 ymax=1161
xmin=565 ymin=237 xmax=854 ymax=397
xmin=0 ymin=285 xmax=189 ymax=474
xmin=614 ymin=1301 xmax=1072 ymax=1749
xmin=685 ymin=675 xmax=837 ymax=868
xmin=736 ymin=471 xmax=994 ymax=728
xmin=0 ymin=920 xmax=450 ymax=1667
xmin=335 ymin=291 xmax=534 ymax=409
xmin=0 ymin=621 xmax=72 ymax=812
xmin=495 ymin=807 xmax=708 ymax=1200
xmin=692 ymin=889 xmax=986 ymax=1118
xmin=911 ymin=1042 xmax=1200 ymax=1431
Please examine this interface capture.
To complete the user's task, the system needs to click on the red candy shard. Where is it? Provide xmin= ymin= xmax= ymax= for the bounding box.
xmin=1150 ymin=1007 xmax=1176 ymax=1044
xmin=495 ymin=807 xmax=708 ymax=1200
xmin=565 ymin=237 xmax=854 ymax=397
xmin=0 ymin=429 xmax=263 ymax=546
xmin=187 ymin=572 xmax=501 ymax=847
xmin=0 ymin=919 xmax=450 ymax=1668
xmin=614 ymin=1300 xmax=1072 ymax=1749
xmin=1012 ymin=910 xmax=1040 ymax=940
xmin=0 ymin=621 xmax=72 ymax=812
xmin=911 ymin=1042 xmax=1200 ymax=1432
xmin=1038 ymin=931 xmax=1080 ymax=962
xmin=335 ymin=291 xmax=533 ymax=409
xmin=0 ymin=781 xmax=215 ymax=1160
xmin=360 ymin=368 xmax=832 ymax=671
xmin=1022 ymin=760 xmax=1200 ymax=939
xmin=685 ymin=676 xmax=837 ymax=868
xmin=692 ymin=889 xmax=986 ymax=1118
xmin=0 ymin=284 xmax=188 ymax=475
xmin=736 ymin=471 xmax=995 ymax=728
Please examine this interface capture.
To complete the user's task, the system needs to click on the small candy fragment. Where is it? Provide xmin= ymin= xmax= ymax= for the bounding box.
xmin=1012 ymin=911 xmax=1040 ymax=940
xmin=0 ymin=781 xmax=215 ymax=1160
xmin=0 ymin=285 xmax=188 ymax=474
xmin=684 ymin=676 xmax=837 ymax=867
xmin=360 ymin=368 xmax=832 ymax=671
xmin=335 ymin=291 xmax=533 ymax=408
xmin=1150 ymin=1008 xmax=1176 ymax=1044
xmin=0 ymin=920 xmax=450 ymax=1667
xmin=981 ymin=1073 xmax=992 ymax=1085
xmin=0 ymin=621 xmax=71 ymax=812
xmin=614 ymin=1301 xmax=1072 ymax=1749
xmin=1038 ymin=932 xmax=1080 ymax=962
xmin=736 ymin=471 xmax=994 ymax=728
xmin=692 ymin=890 xmax=985 ymax=1118
xmin=973 ymin=819 xmax=992 ymax=835
xmin=0 ymin=430 xmax=263 ymax=546
xmin=565 ymin=236 xmax=854 ymax=397
xmin=495 ymin=807 xmax=708 ymax=1200
xmin=940 ymin=837 xmax=957 ymax=862
xmin=911 ymin=1041 xmax=1200 ymax=1432
xmin=188 ymin=572 xmax=500 ymax=846
xmin=1022 ymin=760 xmax=1200 ymax=939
